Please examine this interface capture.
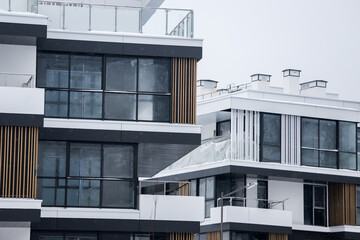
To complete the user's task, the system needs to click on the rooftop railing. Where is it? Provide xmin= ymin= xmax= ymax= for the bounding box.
xmin=198 ymin=83 xmax=252 ymax=100
xmin=0 ymin=73 xmax=35 ymax=88
xmin=0 ymin=0 xmax=194 ymax=38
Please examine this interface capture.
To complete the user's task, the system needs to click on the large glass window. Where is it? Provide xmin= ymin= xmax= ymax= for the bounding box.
xmin=217 ymin=120 xmax=231 ymax=138
xmin=38 ymin=53 xmax=171 ymax=122
xmin=216 ymin=174 xmax=246 ymax=207
xmin=304 ymin=184 xmax=327 ymax=226
xmin=261 ymin=113 xmax=281 ymax=163
xmin=37 ymin=141 xmax=136 ymax=208
xmin=199 ymin=177 xmax=215 ymax=218
xmin=301 ymin=118 xmax=358 ymax=170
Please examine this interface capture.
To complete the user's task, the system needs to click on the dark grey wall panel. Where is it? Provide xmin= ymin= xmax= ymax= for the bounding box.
xmin=37 ymin=39 xmax=202 ymax=59
xmin=0 ymin=22 xmax=46 ymax=38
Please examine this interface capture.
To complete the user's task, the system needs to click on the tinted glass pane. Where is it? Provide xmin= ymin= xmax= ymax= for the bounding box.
xmin=67 ymin=180 xmax=100 ymax=207
xmin=257 ymin=181 xmax=268 ymax=209
xmin=302 ymin=149 xmax=318 ymax=167
xmin=252 ymin=233 xmax=268 ymax=240
xmin=205 ymin=200 xmax=214 ymax=218
xmin=69 ymin=143 xmax=101 ymax=177
xmin=231 ymin=232 xmax=249 ymax=240
xmin=357 ymin=186 xmax=360 ymax=207
xmin=217 ymin=121 xmax=231 ymax=137
xmin=216 ymin=174 xmax=231 ymax=200
xmin=38 ymin=141 xmax=66 ymax=177
xmin=339 ymin=121 xmax=357 ymax=152
xmin=302 ymin=118 xmax=319 ymax=148
xmin=357 ymin=128 xmax=360 ymax=152
xmin=319 ymin=151 xmax=337 ymax=169
xmin=103 ymin=145 xmax=133 ymax=178
xmin=101 ymin=233 xmax=130 ymax=240
xmin=190 ymin=179 xmax=197 ymax=196
xmin=45 ymin=90 xmax=68 ymax=117
xmin=69 ymin=92 xmax=102 ymax=119
xmin=357 ymin=208 xmax=360 ymax=226
xmin=304 ymin=185 xmax=313 ymax=225
xmin=102 ymin=181 xmax=134 ymax=208
xmin=199 ymin=234 xmax=207 ymax=240
xmin=106 ymin=57 xmax=137 ymax=91
xmin=37 ymin=53 xmax=69 ymax=88
xmin=199 ymin=178 xmax=205 ymax=197
xmin=319 ymin=120 xmax=336 ymax=149
xmin=231 ymin=174 xmax=245 ymax=198
xmin=314 ymin=186 xmax=325 ymax=208
xmin=314 ymin=209 xmax=326 ymax=226
xmin=138 ymin=95 xmax=170 ymax=121
xmin=104 ymin=93 xmax=136 ymax=120
xmin=70 ymin=55 xmax=102 ymax=90
xmin=206 ymin=177 xmax=214 ymax=199
xmin=37 ymin=178 xmax=65 ymax=206
xmin=138 ymin=58 xmax=170 ymax=93
xmin=339 ymin=152 xmax=357 ymax=170
xmin=261 ymin=145 xmax=281 ymax=163
xmin=262 ymin=114 xmax=281 ymax=145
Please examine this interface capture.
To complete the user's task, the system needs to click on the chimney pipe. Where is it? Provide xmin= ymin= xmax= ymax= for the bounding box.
xmin=282 ymin=69 xmax=301 ymax=94
xmin=250 ymin=74 xmax=271 ymax=91
xmin=197 ymin=79 xmax=218 ymax=96
xmin=300 ymin=80 xmax=327 ymax=97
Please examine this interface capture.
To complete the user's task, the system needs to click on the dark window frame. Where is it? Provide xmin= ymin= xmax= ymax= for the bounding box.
xmin=37 ymin=140 xmax=138 ymax=209
xmin=303 ymin=183 xmax=327 ymax=227
xmin=37 ymin=52 xmax=172 ymax=123
xmin=301 ymin=117 xmax=358 ymax=170
xmin=260 ymin=113 xmax=282 ymax=163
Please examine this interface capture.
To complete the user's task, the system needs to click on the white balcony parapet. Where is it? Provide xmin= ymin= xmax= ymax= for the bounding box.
xmin=204 ymin=205 xmax=292 ymax=228
xmin=0 ymin=86 xmax=44 ymax=115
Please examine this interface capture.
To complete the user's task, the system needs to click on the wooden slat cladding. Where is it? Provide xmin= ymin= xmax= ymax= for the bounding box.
xmin=269 ymin=233 xmax=288 ymax=240
xmin=178 ymin=181 xmax=190 ymax=196
xmin=0 ymin=126 xmax=38 ymax=198
xmin=329 ymin=182 xmax=357 ymax=226
xmin=172 ymin=58 xmax=197 ymax=124
xmin=207 ymin=232 xmax=220 ymax=240
xmin=170 ymin=233 xmax=195 ymax=240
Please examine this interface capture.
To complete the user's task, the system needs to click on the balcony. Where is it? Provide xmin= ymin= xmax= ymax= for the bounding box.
xmin=0 ymin=72 xmax=44 ymax=116
xmin=1 ymin=0 xmax=194 ymax=38
xmin=203 ymin=197 xmax=292 ymax=233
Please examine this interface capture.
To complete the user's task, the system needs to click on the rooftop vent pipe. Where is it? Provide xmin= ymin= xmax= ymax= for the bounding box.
xmin=250 ymin=74 xmax=271 ymax=91
xmin=282 ymin=69 xmax=301 ymax=94
xmin=300 ymin=80 xmax=327 ymax=97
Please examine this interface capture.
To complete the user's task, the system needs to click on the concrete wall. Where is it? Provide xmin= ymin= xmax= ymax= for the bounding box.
xmin=268 ymin=180 xmax=304 ymax=225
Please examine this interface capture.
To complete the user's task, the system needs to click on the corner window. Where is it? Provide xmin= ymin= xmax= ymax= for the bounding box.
xmin=38 ymin=53 xmax=171 ymax=122
xmin=301 ymin=118 xmax=358 ymax=170
xmin=37 ymin=141 xmax=136 ymax=208
xmin=260 ymin=113 xmax=281 ymax=163
xmin=304 ymin=184 xmax=327 ymax=226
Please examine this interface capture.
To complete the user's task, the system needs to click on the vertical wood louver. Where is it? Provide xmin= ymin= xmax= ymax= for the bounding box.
xmin=171 ymin=58 xmax=197 ymax=124
xmin=178 ymin=181 xmax=190 ymax=196
xmin=170 ymin=233 xmax=195 ymax=240
xmin=0 ymin=126 xmax=38 ymax=198
xmin=269 ymin=233 xmax=288 ymax=240
xmin=207 ymin=232 xmax=220 ymax=240
xmin=329 ymin=183 xmax=357 ymax=226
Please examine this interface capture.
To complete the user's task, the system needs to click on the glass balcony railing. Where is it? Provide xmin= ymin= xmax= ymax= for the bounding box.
xmin=0 ymin=0 xmax=194 ymax=38
xmin=0 ymin=73 xmax=35 ymax=88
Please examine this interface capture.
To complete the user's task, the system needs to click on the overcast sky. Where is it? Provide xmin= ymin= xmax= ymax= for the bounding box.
xmin=162 ymin=0 xmax=360 ymax=101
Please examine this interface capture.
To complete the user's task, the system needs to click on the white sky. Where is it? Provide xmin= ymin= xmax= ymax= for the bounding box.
xmin=162 ymin=0 xmax=360 ymax=101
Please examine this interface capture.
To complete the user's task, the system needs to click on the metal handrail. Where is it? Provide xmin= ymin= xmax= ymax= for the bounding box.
xmin=139 ymin=179 xmax=190 ymax=196
xmin=216 ymin=196 xmax=289 ymax=210
xmin=198 ymin=83 xmax=252 ymax=100
xmin=38 ymin=0 xmax=193 ymax=12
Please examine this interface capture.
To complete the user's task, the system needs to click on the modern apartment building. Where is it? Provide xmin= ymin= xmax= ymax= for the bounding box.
xmin=0 ymin=0 xmax=204 ymax=239
xmin=154 ymin=70 xmax=360 ymax=240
